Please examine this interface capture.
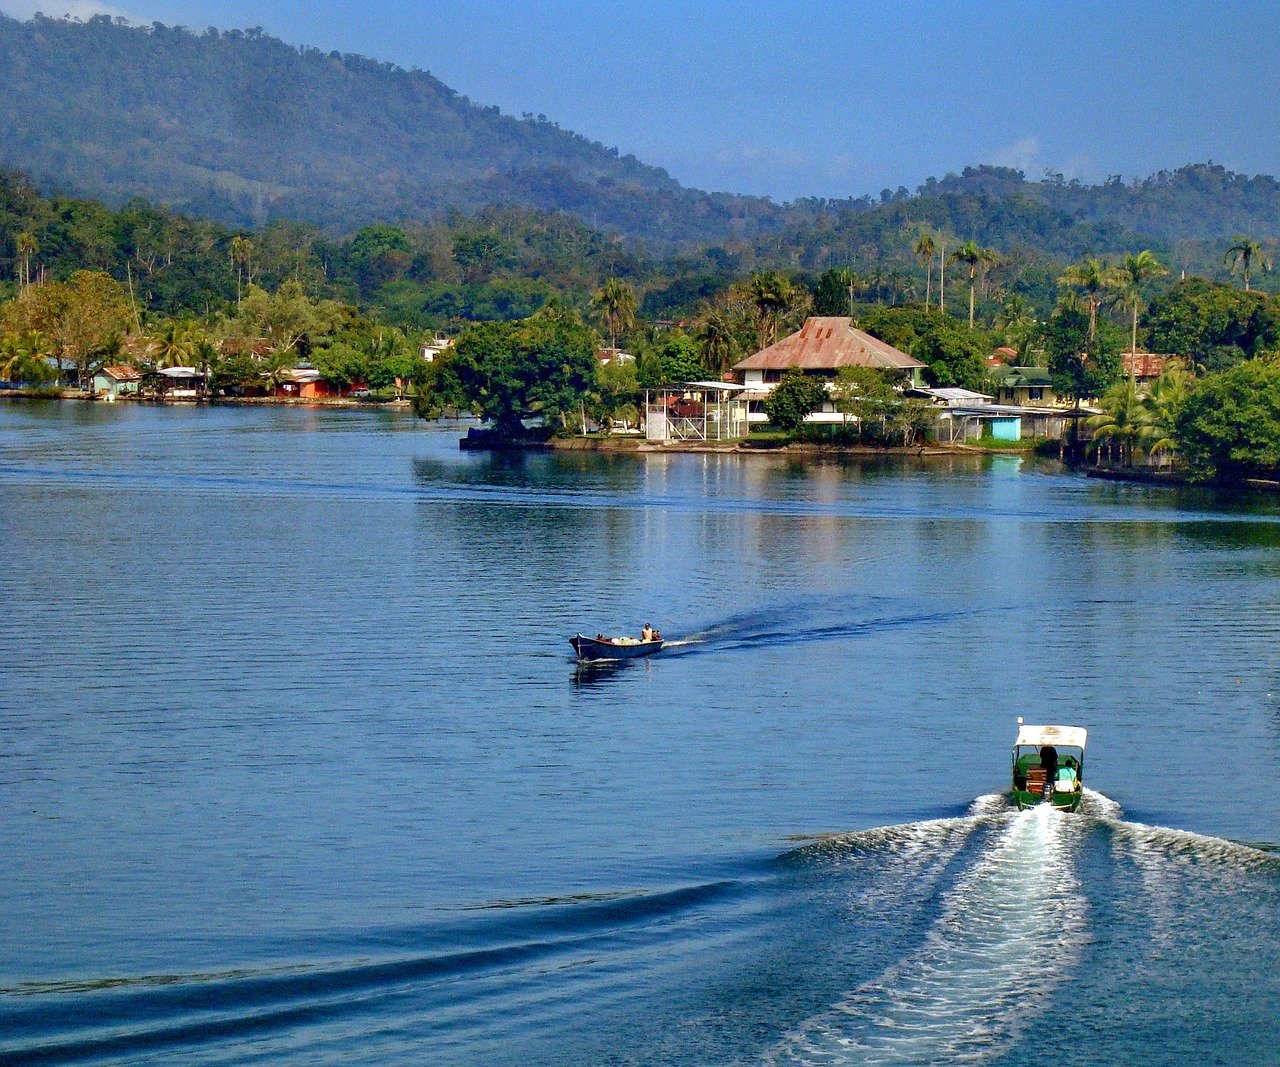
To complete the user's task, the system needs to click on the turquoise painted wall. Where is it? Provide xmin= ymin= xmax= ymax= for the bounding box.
xmin=989 ymin=416 xmax=1022 ymax=441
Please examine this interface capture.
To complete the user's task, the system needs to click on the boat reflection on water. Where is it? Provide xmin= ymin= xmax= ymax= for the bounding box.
xmin=572 ymin=657 xmax=654 ymax=688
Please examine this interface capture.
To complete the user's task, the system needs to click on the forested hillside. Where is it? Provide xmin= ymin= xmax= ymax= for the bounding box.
xmin=0 ymin=14 xmax=787 ymax=246
xmin=6 ymin=14 xmax=1280 ymax=267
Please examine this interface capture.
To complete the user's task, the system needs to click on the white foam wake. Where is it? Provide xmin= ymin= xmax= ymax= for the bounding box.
xmin=799 ymin=796 xmax=1009 ymax=916
xmin=768 ymin=804 xmax=1087 ymax=1065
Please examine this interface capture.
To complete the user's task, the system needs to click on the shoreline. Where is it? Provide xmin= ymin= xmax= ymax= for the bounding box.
xmin=0 ymin=389 xmax=413 ymax=411
xmin=544 ymin=436 xmax=1001 ymax=458
xmin=1085 ymin=464 xmax=1280 ymax=494
xmin=9 ymin=394 xmax=1275 ymax=490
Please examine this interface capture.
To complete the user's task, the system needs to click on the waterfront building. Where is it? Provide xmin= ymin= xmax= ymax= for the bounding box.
xmin=644 ymin=381 xmax=749 ymax=442
xmin=274 ymin=367 xmax=366 ymax=400
xmin=733 ymin=317 xmax=925 ymax=390
xmin=92 ymin=365 xmax=142 ymax=398
xmin=988 ymin=365 xmax=1058 ymax=407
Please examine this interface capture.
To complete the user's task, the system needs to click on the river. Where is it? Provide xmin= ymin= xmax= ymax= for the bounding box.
xmin=2 ymin=401 xmax=1279 ymax=1064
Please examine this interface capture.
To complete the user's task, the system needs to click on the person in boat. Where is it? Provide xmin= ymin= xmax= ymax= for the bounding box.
xmin=642 ymin=624 xmax=656 ymax=642
xmin=1039 ymin=745 xmax=1058 ymax=799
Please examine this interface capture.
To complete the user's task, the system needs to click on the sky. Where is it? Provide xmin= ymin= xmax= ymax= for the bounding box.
xmin=4 ymin=0 xmax=1278 ymax=201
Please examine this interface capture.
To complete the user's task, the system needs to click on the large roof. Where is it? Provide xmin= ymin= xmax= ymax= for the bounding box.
xmin=734 ymin=317 xmax=925 ymax=373
xmin=1015 ymin=724 xmax=1087 ymax=750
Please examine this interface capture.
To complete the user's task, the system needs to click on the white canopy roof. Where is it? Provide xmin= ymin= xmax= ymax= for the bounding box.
xmin=681 ymin=381 xmax=743 ymax=393
xmin=1015 ymin=724 xmax=1087 ymax=750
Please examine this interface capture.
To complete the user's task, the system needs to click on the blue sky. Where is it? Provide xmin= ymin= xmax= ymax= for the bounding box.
xmin=5 ymin=0 xmax=1278 ymax=200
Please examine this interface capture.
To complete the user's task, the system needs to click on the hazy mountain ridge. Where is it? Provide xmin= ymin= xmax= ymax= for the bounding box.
xmin=0 ymin=14 xmax=789 ymax=246
xmin=3 ymin=15 xmax=1280 ymax=262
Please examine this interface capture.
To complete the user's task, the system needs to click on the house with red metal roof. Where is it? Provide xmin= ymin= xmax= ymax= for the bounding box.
xmin=733 ymin=317 xmax=925 ymax=390
xmin=1121 ymin=352 xmax=1170 ymax=383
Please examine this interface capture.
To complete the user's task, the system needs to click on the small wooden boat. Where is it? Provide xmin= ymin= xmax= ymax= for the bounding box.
xmin=1010 ymin=719 xmax=1087 ymax=812
xmin=570 ymin=634 xmax=663 ymax=662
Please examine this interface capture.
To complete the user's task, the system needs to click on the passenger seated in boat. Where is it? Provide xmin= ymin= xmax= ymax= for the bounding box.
xmin=642 ymin=624 xmax=655 ymax=642
xmin=1039 ymin=745 xmax=1058 ymax=799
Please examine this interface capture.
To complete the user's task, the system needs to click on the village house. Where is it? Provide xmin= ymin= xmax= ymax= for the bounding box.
xmin=596 ymin=347 xmax=635 ymax=367
xmin=92 ymin=365 xmax=142 ymax=399
xmin=734 ymin=317 xmax=925 ymax=389
xmin=420 ymin=336 xmax=453 ymax=363
xmin=273 ymin=367 xmax=366 ymax=400
xmin=154 ymin=366 xmax=206 ymax=399
xmin=731 ymin=316 xmax=925 ymax=426
xmin=1121 ymin=352 xmax=1169 ymax=386
xmin=988 ymin=365 xmax=1058 ymax=407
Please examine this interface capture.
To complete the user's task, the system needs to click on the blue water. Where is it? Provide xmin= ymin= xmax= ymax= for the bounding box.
xmin=2 ymin=401 xmax=1279 ymax=1064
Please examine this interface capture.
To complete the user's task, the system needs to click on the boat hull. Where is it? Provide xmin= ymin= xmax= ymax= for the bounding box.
xmin=1010 ymin=788 xmax=1083 ymax=813
xmin=570 ymin=635 xmax=663 ymax=661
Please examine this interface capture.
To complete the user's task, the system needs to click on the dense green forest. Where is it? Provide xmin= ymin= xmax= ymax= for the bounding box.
xmin=4 ymin=163 xmax=1280 ymax=481
xmin=5 ymin=13 xmax=1280 ymax=277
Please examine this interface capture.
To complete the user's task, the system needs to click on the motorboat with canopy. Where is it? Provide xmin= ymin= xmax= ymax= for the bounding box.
xmin=1010 ymin=719 xmax=1087 ymax=812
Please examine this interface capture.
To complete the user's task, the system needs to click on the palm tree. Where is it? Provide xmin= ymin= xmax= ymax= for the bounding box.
xmin=1086 ymin=377 xmax=1148 ymax=467
xmin=152 ymin=321 xmax=193 ymax=369
xmin=591 ymin=277 xmax=637 ymax=353
xmin=695 ymin=309 xmax=735 ymax=374
xmin=937 ymin=237 xmax=947 ymax=313
xmin=1224 ymin=235 xmax=1271 ymax=291
xmin=230 ymin=235 xmax=255 ymax=306
xmin=913 ymin=230 xmax=937 ymax=308
xmin=1140 ymin=362 xmax=1191 ymax=465
xmin=14 ymin=231 xmax=38 ymax=290
xmin=1059 ymin=258 xmax=1120 ymax=338
xmin=747 ymin=272 xmax=793 ymax=349
xmin=995 ymin=294 xmax=1036 ymax=359
xmin=1114 ymin=250 xmax=1169 ymax=366
xmin=950 ymin=241 xmax=998 ymax=328
xmin=0 ymin=334 xmax=24 ymax=381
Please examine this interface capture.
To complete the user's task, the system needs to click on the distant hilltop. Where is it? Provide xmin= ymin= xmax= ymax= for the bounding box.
xmin=3 ymin=14 xmax=1280 ymax=254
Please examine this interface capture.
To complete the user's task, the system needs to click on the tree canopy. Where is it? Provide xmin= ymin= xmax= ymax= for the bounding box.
xmin=436 ymin=312 xmax=598 ymax=435
xmin=1175 ymin=360 xmax=1280 ymax=480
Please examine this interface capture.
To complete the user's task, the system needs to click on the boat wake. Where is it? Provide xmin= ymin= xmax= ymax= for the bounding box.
xmin=771 ymin=801 xmax=1087 ymax=1064
xmin=660 ymin=595 xmax=994 ymax=660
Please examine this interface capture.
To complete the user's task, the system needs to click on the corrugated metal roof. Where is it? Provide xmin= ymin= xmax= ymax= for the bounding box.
xmin=280 ymin=368 xmax=321 ymax=383
xmin=99 ymin=365 xmax=142 ymax=381
xmin=733 ymin=317 xmax=925 ymax=372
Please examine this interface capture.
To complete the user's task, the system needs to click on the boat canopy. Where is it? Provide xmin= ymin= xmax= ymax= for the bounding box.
xmin=1014 ymin=724 xmax=1087 ymax=751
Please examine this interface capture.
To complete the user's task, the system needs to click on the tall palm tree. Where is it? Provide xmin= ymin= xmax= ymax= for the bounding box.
xmin=1114 ymin=250 xmax=1169 ymax=367
xmin=591 ymin=277 xmax=637 ymax=352
xmin=14 ymin=231 xmax=38 ymax=290
xmin=747 ymin=272 xmax=793 ymax=349
xmin=950 ymin=241 xmax=997 ymax=328
xmin=913 ymin=230 xmax=937 ymax=308
xmin=1059 ymin=258 xmax=1119 ymax=338
xmin=1224 ymin=235 xmax=1271 ymax=292
xmin=230 ymin=235 xmax=255 ymax=306
xmin=937 ymin=237 xmax=947 ymax=313
xmin=1086 ymin=377 xmax=1148 ymax=467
